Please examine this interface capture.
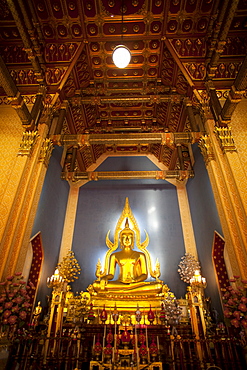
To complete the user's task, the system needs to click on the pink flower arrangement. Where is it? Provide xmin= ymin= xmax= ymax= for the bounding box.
xmin=222 ymin=277 xmax=247 ymax=330
xmin=0 ymin=272 xmax=34 ymax=330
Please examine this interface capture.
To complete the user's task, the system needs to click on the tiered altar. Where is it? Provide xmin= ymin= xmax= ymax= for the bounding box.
xmin=1 ymin=199 xmax=246 ymax=369
xmin=43 ymin=199 xmax=212 ymax=370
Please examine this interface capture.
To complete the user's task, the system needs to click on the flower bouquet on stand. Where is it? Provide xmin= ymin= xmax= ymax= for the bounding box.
xmin=0 ymin=272 xmax=34 ymax=340
xmin=222 ymin=276 xmax=247 ymax=340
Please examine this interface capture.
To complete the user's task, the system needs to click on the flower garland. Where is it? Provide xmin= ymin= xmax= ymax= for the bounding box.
xmin=222 ymin=276 xmax=247 ymax=330
xmin=0 ymin=272 xmax=34 ymax=330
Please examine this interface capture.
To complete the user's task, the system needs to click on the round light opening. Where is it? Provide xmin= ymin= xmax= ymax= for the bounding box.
xmin=112 ymin=45 xmax=131 ymax=68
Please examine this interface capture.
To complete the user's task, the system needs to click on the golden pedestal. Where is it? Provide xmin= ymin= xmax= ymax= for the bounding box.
xmin=90 ymin=360 xmax=163 ymax=370
xmin=90 ymin=290 xmax=165 ymax=325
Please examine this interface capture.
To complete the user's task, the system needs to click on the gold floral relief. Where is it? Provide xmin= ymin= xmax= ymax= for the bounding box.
xmin=0 ymin=107 xmax=24 ymax=241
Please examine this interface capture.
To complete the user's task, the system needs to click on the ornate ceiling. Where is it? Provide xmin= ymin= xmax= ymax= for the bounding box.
xmin=0 ymin=0 xmax=247 ymax=177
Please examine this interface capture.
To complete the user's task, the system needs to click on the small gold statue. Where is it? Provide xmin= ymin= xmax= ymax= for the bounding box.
xmin=65 ymin=285 xmax=74 ymax=306
xmin=31 ymin=301 xmax=42 ymax=327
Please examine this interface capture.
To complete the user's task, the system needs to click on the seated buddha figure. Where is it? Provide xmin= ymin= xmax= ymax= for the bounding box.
xmin=93 ymin=218 xmax=163 ymax=294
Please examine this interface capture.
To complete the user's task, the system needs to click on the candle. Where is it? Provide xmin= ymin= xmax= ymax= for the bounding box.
xmin=135 ymin=325 xmax=140 ymax=370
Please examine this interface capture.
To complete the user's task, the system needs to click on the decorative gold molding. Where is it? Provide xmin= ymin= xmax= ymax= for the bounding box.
xmin=198 ymin=135 xmax=215 ymax=165
xmin=18 ymin=131 xmax=39 ymax=156
xmin=39 ymin=138 xmax=54 ymax=167
xmin=61 ymin=170 xmax=194 ymax=182
xmin=214 ymin=126 xmax=236 ymax=153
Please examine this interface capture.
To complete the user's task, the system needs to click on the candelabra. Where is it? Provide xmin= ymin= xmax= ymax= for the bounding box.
xmin=187 ymin=269 xmax=207 ymax=364
xmin=190 ymin=270 xmax=207 ymax=289
xmin=47 ymin=268 xmax=64 ymax=290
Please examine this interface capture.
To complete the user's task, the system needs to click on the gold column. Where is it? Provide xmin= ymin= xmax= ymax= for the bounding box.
xmin=176 ymin=183 xmax=198 ymax=258
xmin=200 ymin=117 xmax=247 ymax=279
xmin=58 ymin=184 xmax=81 ymax=263
xmin=0 ymin=120 xmax=53 ymax=279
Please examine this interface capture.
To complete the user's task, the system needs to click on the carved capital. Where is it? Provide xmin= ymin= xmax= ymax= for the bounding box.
xmin=214 ymin=126 xmax=236 ymax=153
xmin=39 ymin=138 xmax=54 ymax=167
xmin=198 ymin=135 xmax=215 ymax=165
xmin=18 ymin=131 xmax=39 ymax=156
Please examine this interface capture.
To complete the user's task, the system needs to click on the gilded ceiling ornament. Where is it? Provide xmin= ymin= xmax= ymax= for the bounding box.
xmin=133 ymin=24 xmax=140 ymax=32
xmin=37 ymin=3 xmax=45 ymax=12
xmin=152 ymin=23 xmax=160 ymax=32
xmin=68 ymin=2 xmax=76 ymax=11
xmin=151 ymin=41 xmax=158 ymax=49
xmin=44 ymin=27 xmax=53 ymax=37
xmin=86 ymin=2 xmax=93 ymax=10
xmin=89 ymin=26 xmax=97 ymax=34
xmin=183 ymin=20 xmax=192 ymax=31
xmin=73 ymin=26 xmax=81 ymax=36
xmin=122 ymin=25 xmax=127 ymax=33
xmin=197 ymin=18 xmax=207 ymax=31
xmin=108 ymin=1 xmax=115 ymax=7
xmin=109 ymin=26 xmax=115 ymax=33
xmin=58 ymin=26 xmax=67 ymax=36
xmin=150 ymin=55 xmax=157 ymax=63
xmin=168 ymin=20 xmax=177 ymax=32
xmin=53 ymin=3 xmax=60 ymax=12
xmin=91 ymin=43 xmax=100 ymax=52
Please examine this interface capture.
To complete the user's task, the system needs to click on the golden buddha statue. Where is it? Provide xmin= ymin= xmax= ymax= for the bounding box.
xmin=90 ymin=198 xmax=165 ymax=297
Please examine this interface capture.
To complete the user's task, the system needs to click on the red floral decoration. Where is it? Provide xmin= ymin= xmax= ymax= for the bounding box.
xmin=0 ymin=273 xmax=34 ymax=330
xmin=222 ymin=276 xmax=247 ymax=331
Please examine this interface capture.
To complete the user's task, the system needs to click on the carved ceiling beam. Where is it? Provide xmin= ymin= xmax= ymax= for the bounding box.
xmin=30 ymin=85 xmax=46 ymax=129
xmin=61 ymin=169 xmax=194 ymax=182
xmin=17 ymin=0 xmax=45 ymax=67
xmin=72 ymin=94 xmax=184 ymax=105
xmin=164 ymin=38 xmax=202 ymax=104
xmin=50 ymin=42 xmax=85 ymax=106
xmin=51 ymin=132 xmax=202 ymax=148
xmin=6 ymin=0 xmax=44 ymax=83
xmin=0 ymin=55 xmax=32 ymax=127
xmin=207 ymin=0 xmax=239 ymax=79
xmin=184 ymin=99 xmax=202 ymax=132
xmin=205 ymin=80 xmax=222 ymax=124
xmin=221 ymin=55 xmax=247 ymax=122
xmin=206 ymin=52 xmax=247 ymax=126
xmin=205 ymin=0 xmax=229 ymax=66
xmin=54 ymin=101 xmax=69 ymax=135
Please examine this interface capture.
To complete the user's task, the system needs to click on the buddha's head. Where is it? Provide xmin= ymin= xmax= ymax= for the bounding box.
xmin=120 ymin=218 xmax=135 ymax=249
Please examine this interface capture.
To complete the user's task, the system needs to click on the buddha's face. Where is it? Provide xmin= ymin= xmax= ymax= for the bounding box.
xmin=120 ymin=231 xmax=134 ymax=249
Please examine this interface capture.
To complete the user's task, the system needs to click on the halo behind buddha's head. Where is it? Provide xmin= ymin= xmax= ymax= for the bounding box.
xmin=119 ymin=218 xmax=135 ymax=249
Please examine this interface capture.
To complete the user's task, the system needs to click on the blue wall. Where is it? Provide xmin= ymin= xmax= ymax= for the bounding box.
xmin=32 ymin=146 xmax=69 ymax=306
xmin=72 ymin=156 xmax=186 ymax=298
xmin=33 ymin=150 xmax=223 ymax=315
xmin=187 ymin=144 xmax=223 ymax=316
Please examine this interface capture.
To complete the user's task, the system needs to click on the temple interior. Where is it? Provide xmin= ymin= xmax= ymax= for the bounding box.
xmin=0 ymin=0 xmax=247 ymax=369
